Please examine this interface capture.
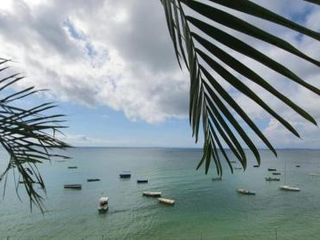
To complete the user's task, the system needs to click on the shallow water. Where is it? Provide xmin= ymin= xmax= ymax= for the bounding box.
xmin=1 ymin=148 xmax=320 ymax=240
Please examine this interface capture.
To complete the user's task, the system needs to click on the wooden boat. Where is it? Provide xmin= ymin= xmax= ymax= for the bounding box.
xmin=137 ymin=179 xmax=148 ymax=184
xmin=237 ymin=188 xmax=256 ymax=195
xmin=120 ymin=172 xmax=131 ymax=178
xmin=212 ymin=177 xmax=222 ymax=181
xmin=64 ymin=184 xmax=82 ymax=190
xmin=253 ymin=165 xmax=259 ymax=168
xmin=87 ymin=178 xmax=100 ymax=182
xmin=272 ymin=172 xmax=281 ymax=176
xmin=98 ymin=197 xmax=109 ymax=213
xmin=296 ymin=165 xmax=301 ymax=168
xmin=265 ymin=177 xmax=280 ymax=182
xmin=268 ymin=168 xmax=277 ymax=171
xmin=143 ymin=191 xmax=162 ymax=197
xmin=280 ymin=185 xmax=300 ymax=192
xmin=158 ymin=198 xmax=175 ymax=206
xmin=68 ymin=166 xmax=78 ymax=169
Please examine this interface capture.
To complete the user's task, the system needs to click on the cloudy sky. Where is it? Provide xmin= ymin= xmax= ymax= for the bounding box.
xmin=0 ymin=0 xmax=319 ymax=148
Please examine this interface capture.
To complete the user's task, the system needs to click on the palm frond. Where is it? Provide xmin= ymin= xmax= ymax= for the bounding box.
xmin=160 ymin=0 xmax=319 ymax=174
xmin=0 ymin=59 xmax=70 ymax=211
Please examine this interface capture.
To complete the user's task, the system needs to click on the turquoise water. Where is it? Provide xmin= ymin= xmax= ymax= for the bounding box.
xmin=1 ymin=148 xmax=320 ymax=240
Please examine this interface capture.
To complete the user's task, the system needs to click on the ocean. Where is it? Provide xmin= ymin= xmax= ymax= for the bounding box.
xmin=0 ymin=148 xmax=320 ymax=240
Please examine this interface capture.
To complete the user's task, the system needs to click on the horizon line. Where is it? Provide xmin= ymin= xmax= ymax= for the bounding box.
xmin=69 ymin=146 xmax=320 ymax=150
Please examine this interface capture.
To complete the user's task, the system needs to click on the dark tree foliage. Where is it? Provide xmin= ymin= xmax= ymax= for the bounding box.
xmin=0 ymin=58 xmax=69 ymax=211
xmin=160 ymin=0 xmax=320 ymax=174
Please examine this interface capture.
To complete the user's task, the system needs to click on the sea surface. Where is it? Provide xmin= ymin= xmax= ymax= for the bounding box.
xmin=0 ymin=148 xmax=320 ymax=240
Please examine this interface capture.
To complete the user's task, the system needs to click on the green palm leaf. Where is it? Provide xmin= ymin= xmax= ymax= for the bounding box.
xmin=160 ymin=0 xmax=319 ymax=174
xmin=0 ymin=59 xmax=69 ymax=211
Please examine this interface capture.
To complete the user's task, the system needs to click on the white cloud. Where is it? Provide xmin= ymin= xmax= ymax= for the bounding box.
xmin=0 ymin=0 xmax=319 ymax=147
xmin=0 ymin=0 xmax=189 ymax=123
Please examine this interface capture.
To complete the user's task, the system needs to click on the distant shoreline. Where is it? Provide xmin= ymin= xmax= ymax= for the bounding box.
xmin=70 ymin=146 xmax=320 ymax=150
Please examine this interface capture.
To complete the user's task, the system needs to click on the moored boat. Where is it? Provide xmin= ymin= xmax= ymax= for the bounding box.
xmin=253 ymin=165 xmax=259 ymax=168
xmin=64 ymin=184 xmax=82 ymax=190
xmin=280 ymin=158 xmax=300 ymax=192
xmin=272 ymin=172 xmax=281 ymax=176
xmin=98 ymin=197 xmax=109 ymax=213
xmin=280 ymin=185 xmax=300 ymax=192
xmin=68 ymin=166 xmax=78 ymax=169
xmin=212 ymin=176 xmax=222 ymax=181
xmin=268 ymin=168 xmax=277 ymax=171
xmin=237 ymin=188 xmax=256 ymax=195
xmin=87 ymin=178 xmax=100 ymax=182
xmin=143 ymin=191 xmax=162 ymax=197
xmin=120 ymin=171 xmax=131 ymax=178
xmin=137 ymin=179 xmax=148 ymax=184
xmin=158 ymin=198 xmax=175 ymax=206
xmin=265 ymin=177 xmax=280 ymax=182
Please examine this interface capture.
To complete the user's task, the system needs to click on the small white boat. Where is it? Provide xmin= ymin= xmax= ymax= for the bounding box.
xmin=143 ymin=191 xmax=162 ymax=197
xmin=279 ymin=158 xmax=301 ymax=192
xmin=237 ymin=188 xmax=256 ymax=195
xmin=158 ymin=198 xmax=175 ymax=206
xmin=98 ymin=197 xmax=109 ymax=213
xmin=280 ymin=185 xmax=300 ymax=192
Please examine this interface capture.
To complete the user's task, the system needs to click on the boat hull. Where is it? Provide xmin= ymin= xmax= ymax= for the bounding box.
xmin=98 ymin=206 xmax=108 ymax=213
xmin=158 ymin=198 xmax=175 ymax=206
xmin=120 ymin=174 xmax=131 ymax=178
xmin=272 ymin=172 xmax=281 ymax=176
xmin=87 ymin=179 xmax=100 ymax=182
xmin=237 ymin=188 xmax=256 ymax=195
xmin=68 ymin=166 xmax=78 ymax=169
xmin=265 ymin=177 xmax=280 ymax=181
xmin=268 ymin=168 xmax=277 ymax=172
xmin=212 ymin=177 xmax=222 ymax=181
xmin=64 ymin=184 xmax=82 ymax=190
xmin=280 ymin=185 xmax=300 ymax=192
xmin=137 ymin=180 xmax=148 ymax=184
xmin=143 ymin=191 xmax=161 ymax=197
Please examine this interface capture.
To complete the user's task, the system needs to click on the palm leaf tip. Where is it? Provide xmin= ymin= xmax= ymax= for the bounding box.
xmin=161 ymin=0 xmax=320 ymax=173
xmin=0 ymin=58 xmax=70 ymax=212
